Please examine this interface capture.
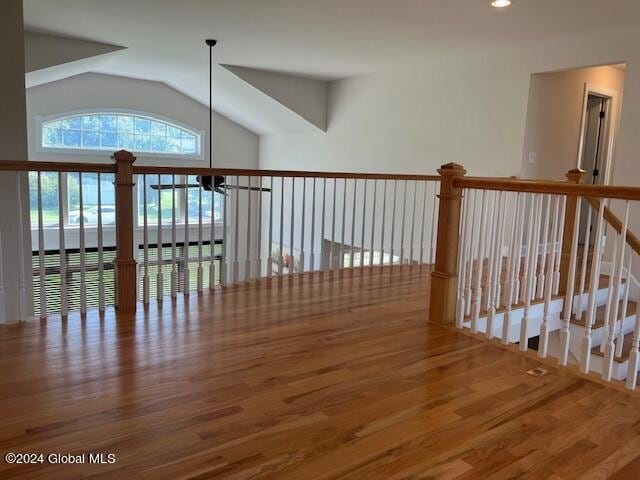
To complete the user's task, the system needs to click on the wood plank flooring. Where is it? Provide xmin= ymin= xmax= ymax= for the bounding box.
xmin=1 ymin=265 xmax=640 ymax=479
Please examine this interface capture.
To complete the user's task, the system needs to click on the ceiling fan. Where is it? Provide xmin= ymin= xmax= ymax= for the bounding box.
xmin=151 ymin=39 xmax=269 ymax=195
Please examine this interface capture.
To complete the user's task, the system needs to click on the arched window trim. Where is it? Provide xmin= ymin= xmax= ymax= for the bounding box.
xmin=36 ymin=109 xmax=205 ymax=161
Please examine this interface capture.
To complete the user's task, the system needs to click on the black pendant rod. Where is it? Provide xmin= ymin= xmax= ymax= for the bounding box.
xmin=205 ymin=39 xmax=217 ymax=169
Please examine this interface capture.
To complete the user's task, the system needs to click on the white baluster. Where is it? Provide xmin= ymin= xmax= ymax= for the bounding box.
xmin=484 ymin=191 xmax=497 ymax=313
xmin=456 ymin=189 xmax=470 ymax=328
xmin=37 ymin=172 xmax=47 ymax=319
xmin=616 ymin=254 xmax=632 ymax=358
xmin=183 ymin=176 xmax=191 ymax=293
xmin=540 ymin=196 xmax=561 ymax=358
xmin=279 ymin=177 xmax=285 ymax=275
xmin=553 ymin=197 xmax=567 ymax=295
xmin=157 ymin=174 xmax=164 ymax=300
xmin=197 ymin=176 xmax=204 ymax=291
xmin=171 ymin=175 xmax=178 ymax=296
xmin=409 ymin=180 xmax=417 ymax=265
xmin=360 ymin=179 xmax=367 ymax=268
xmin=580 ymin=199 xmax=605 ymax=372
xmin=209 ymin=178 xmax=216 ymax=289
xmin=97 ymin=173 xmax=105 ymax=312
xmin=419 ymin=182 xmax=428 ymax=265
xmin=300 ymin=177 xmax=306 ymax=272
xmin=513 ymin=192 xmax=527 ymax=305
xmin=78 ymin=172 xmax=87 ymax=314
xmin=330 ymin=178 xmax=336 ymax=270
xmin=320 ymin=178 xmax=326 ymax=272
xmin=370 ymin=180 xmax=377 ymax=267
xmin=529 ymin=194 xmax=544 ymax=302
xmin=267 ymin=176 xmax=274 ymax=278
xmin=350 ymin=179 xmax=357 ymax=268
xmin=380 ymin=180 xmax=387 ymax=266
xmin=537 ymin=195 xmax=552 ymax=299
xmin=245 ymin=176 xmax=252 ymax=282
xmin=494 ymin=191 xmax=509 ymax=309
xmin=486 ymin=191 xmax=505 ymax=339
xmin=233 ymin=175 xmax=240 ymax=284
xmin=390 ymin=180 xmax=397 ymax=265
xmin=519 ymin=193 xmax=540 ymax=350
xmin=15 ymin=175 xmax=27 ymax=319
xmin=256 ymin=176 xmax=263 ymax=279
xmin=601 ymin=232 xmax=618 ymax=353
xmin=58 ymin=172 xmax=68 ymax=317
xmin=464 ymin=189 xmax=478 ymax=317
xmin=471 ymin=190 xmax=487 ymax=333
xmin=559 ymin=195 xmax=582 ymax=366
xmin=626 ymin=303 xmax=640 ymax=390
xmin=310 ymin=178 xmax=317 ymax=271
xmin=430 ymin=182 xmax=438 ymax=263
xmin=576 ymin=199 xmax=593 ymax=319
xmin=502 ymin=193 xmax=522 ymax=344
xmin=340 ymin=178 xmax=347 ymax=269
xmin=400 ymin=180 xmax=407 ymax=264
xmin=603 ymin=201 xmax=630 ymax=381
xmin=289 ymin=177 xmax=296 ymax=275
xmin=142 ymin=175 xmax=150 ymax=303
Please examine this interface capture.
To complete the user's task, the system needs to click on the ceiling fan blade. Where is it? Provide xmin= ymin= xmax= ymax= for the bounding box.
xmin=222 ymin=185 xmax=272 ymax=192
xmin=150 ymin=184 xmax=199 ymax=190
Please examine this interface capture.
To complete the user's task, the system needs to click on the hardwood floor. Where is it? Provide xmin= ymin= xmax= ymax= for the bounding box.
xmin=1 ymin=265 xmax=640 ymax=479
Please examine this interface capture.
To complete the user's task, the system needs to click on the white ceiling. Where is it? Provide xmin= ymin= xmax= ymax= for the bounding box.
xmin=23 ymin=0 xmax=640 ymax=134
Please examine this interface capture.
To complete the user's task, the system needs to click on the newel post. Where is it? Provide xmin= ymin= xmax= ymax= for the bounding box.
xmin=429 ymin=163 xmax=466 ymax=324
xmin=113 ymin=150 xmax=137 ymax=314
xmin=558 ymin=168 xmax=586 ymax=294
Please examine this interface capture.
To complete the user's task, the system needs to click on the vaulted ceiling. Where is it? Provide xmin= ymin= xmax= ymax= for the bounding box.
xmin=23 ymin=0 xmax=640 ymax=135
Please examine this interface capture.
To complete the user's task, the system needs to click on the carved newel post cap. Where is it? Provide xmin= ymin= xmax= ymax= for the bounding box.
xmin=565 ymin=168 xmax=586 ymax=183
xmin=112 ymin=150 xmax=137 ymax=163
xmin=438 ymin=163 xmax=467 ymax=176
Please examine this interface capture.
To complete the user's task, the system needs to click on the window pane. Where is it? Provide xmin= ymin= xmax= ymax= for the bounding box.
xmin=83 ymin=131 xmax=100 ymax=148
xmin=167 ymin=136 xmax=181 ymax=153
xmin=134 ymin=117 xmax=151 ymax=134
xmin=100 ymin=131 xmax=117 ymax=148
xmin=150 ymin=121 xmax=166 ymax=136
xmin=42 ymin=127 xmax=62 ymax=147
xmin=117 ymin=115 xmax=134 ymax=132
xmin=100 ymin=115 xmax=117 ymax=132
xmin=82 ymin=115 xmax=100 ymax=131
xmin=61 ymin=117 xmax=81 ymax=130
xmin=135 ymin=135 xmax=151 ymax=151
xmin=63 ymin=130 xmax=81 ymax=147
xmin=182 ymin=136 xmax=196 ymax=154
xmin=118 ymin=133 xmax=135 ymax=150
xmin=29 ymin=172 xmax=60 ymax=227
xmin=150 ymin=136 xmax=166 ymax=152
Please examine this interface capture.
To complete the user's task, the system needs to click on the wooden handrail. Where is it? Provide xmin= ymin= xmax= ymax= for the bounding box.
xmin=132 ymin=165 xmax=441 ymax=181
xmin=0 ymin=160 xmax=116 ymax=173
xmin=586 ymin=197 xmax=640 ymax=256
xmin=455 ymin=177 xmax=640 ymax=201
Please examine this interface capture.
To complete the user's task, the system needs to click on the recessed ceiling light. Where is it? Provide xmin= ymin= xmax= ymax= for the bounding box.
xmin=491 ymin=0 xmax=512 ymax=7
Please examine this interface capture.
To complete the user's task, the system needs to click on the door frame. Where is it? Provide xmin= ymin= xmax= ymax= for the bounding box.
xmin=576 ymin=83 xmax=621 ymax=186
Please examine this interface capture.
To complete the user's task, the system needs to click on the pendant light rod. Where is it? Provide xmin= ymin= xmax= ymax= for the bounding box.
xmin=205 ymin=39 xmax=217 ymax=169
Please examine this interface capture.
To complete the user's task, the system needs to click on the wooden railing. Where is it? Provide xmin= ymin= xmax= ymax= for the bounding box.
xmin=0 ymin=150 xmax=440 ymax=320
xmin=431 ymin=164 xmax=640 ymax=390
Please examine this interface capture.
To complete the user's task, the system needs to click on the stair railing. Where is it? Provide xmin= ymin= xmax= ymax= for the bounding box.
xmin=431 ymin=164 xmax=640 ymax=390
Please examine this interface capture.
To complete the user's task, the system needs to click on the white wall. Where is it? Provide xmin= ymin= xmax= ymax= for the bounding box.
xmin=259 ymin=27 xmax=640 ymax=269
xmin=521 ymin=65 xmax=625 ymax=181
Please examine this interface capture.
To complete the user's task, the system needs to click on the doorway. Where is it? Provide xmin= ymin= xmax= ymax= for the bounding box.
xmin=577 ymin=84 xmax=620 ymax=245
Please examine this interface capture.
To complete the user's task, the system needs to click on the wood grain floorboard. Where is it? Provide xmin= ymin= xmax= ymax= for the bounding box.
xmin=0 ymin=265 xmax=639 ymax=479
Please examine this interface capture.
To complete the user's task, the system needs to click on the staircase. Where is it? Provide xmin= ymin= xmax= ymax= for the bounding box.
xmin=430 ymin=165 xmax=640 ymax=392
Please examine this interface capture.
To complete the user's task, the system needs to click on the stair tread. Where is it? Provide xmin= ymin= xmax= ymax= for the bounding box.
xmin=571 ymin=300 xmax=637 ymax=329
xmin=591 ymin=329 xmax=638 ymax=362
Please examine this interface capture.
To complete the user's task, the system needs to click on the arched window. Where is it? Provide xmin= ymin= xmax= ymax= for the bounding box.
xmin=39 ymin=112 xmax=202 ymax=157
